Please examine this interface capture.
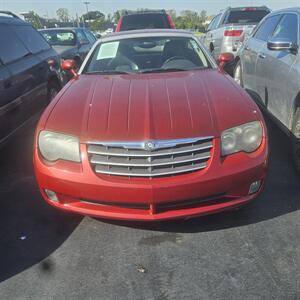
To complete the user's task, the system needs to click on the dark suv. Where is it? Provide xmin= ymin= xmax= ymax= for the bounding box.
xmin=0 ymin=11 xmax=62 ymax=145
xmin=116 ymin=10 xmax=175 ymax=32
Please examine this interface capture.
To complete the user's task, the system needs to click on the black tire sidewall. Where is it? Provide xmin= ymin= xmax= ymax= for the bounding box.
xmin=291 ymin=108 xmax=300 ymax=173
xmin=234 ymin=60 xmax=243 ymax=87
xmin=47 ymin=81 xmax=60 ymax=102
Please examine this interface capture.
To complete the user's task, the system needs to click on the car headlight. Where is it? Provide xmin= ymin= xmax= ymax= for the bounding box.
xmin=221 ymin=121 xmax=263 ymax=156
xmin=38 ymin=130 xmax=81 ymax=162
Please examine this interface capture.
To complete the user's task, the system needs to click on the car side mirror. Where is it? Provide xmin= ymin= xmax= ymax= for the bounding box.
xmin=218 ymin=52 xmax=234 ymax=71
xmin=61 ymin=59 xmax=78 ymax=78
xmin=267 ymin=38 xmax=298 ymax=54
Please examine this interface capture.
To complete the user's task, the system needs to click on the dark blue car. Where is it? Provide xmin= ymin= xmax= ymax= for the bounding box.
xmin=0 ymin=11 xmax=62 ymax=145
xmin=39 ymin=27 xmax=96 ymax=67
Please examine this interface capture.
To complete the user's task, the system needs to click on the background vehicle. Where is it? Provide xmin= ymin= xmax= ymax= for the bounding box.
xmin=40 ymin=27 xmax=97 ymax=67
xmin=234 ymin=8 xmax=300 ymax=171
xmin=202 ymin=6 xmax=270 ymax=59
xmin=34 ymin=30 xmax=268 ymax=221
xmin=116 ymin=10 xmax=175 ymax=32
xmin=0 ymin=11 xmax=61 ymax=145
xmin=104 ymin=28 xmax=114 ymax=35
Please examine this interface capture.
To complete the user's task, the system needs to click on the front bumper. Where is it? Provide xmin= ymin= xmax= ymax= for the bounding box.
xmin=34 ymin=138 xmax=268 ymax=221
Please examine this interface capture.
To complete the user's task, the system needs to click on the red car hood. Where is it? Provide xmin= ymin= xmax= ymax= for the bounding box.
xmin=45 ymin=70 xmax=260 ymax=142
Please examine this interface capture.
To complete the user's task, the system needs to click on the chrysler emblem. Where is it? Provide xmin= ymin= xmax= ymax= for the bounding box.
xmin=144 ymin=141 xmax=156 ymax=151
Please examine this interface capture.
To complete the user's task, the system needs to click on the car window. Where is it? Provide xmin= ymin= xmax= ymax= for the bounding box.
xmin=224 ymin=9 xmax=270 ymax=25
xmin=272 ymin=14 xmax=298 ymax=44
xmin=121 ymin=14 xmax=170 ymax=31
xmin=212 ymin=14 xmax=222 ymax=29
xmin=0 ymin=25 xmax=30 ymax=64
xmin=12 ymin=25 xmax=50 ymax=54
xmin=77 ymin=30 xmax=87 ymax=42
xmin=253 ymin=15 xmax=282 ymax=41
xmin=84 ymin=30 xmax=96 ymax=44
xmin=207 ymin=14 xmax=221 ymax=31
xmin=41 ymin=30 xmax=76 ymax=46
xmin=84 ymin=36 xmax=211 ymax=74
xmin=207 ymin=16 xmax=216 ymax=31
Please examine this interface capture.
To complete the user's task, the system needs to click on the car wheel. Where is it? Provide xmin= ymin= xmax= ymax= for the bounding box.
xmin=234 ymin=61 xmax=243 ymax=87
xmin=47 ymin=80 xmax=60 ymax=102
xmin=209 ymin=43 xmax=216 ymax=58
xmin=291 ymin=107 xmax=300 ymax=173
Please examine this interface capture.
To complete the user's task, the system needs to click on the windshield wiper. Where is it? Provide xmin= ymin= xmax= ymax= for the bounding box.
xmin=85 ymin=70 xmax=135 ymax=75
xmin=140 ymin=67 xmax=207 ymax=74
xmin=140 ymin=68 xmax=186 ymax=74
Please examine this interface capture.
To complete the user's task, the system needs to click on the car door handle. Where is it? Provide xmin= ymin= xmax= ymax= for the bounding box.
xmin=258 ymin=53 xmax=266 ymax=59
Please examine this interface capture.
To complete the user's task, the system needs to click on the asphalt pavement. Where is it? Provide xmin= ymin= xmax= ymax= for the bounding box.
xmin=0 ymin=115 xmax=299 ymax=299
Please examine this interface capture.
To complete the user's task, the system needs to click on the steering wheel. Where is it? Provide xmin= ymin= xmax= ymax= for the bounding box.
xmin=163 ymin=56 xmax=186 ymax=65
xmin=107 ymin=56 xmax=139 ymax=71
xmin=130 ymin=61 xmax=139 ymax=71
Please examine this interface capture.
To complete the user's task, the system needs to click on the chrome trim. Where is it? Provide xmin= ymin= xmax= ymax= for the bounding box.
xmin=87 ymin=144 xmax=213 ymax=157
xmin=88 ymin=136 xmax=214 ymax=178
xmin=90 ymin=155 xmax=211 ymax=167
xmin=87 ymin=136 xmax=213 ymax=150
xmin=95 ymin=163 xmax=207 ymax=177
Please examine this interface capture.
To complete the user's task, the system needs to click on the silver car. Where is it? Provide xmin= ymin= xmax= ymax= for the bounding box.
xmin=202 ymin=6 xmax=270 ymax=59
xmin=234 ymin=7 xmax=300 ymax=170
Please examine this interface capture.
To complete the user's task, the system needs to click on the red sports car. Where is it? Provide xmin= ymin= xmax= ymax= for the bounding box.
xmin=34 ymin=30 xmax=268 ymax=221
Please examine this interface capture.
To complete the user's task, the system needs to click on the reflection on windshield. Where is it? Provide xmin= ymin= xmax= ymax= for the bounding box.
xmin=83 ymin=36 xmax=211 ymax=75
xmin=41 ymin=31 xmax=76 ymax=46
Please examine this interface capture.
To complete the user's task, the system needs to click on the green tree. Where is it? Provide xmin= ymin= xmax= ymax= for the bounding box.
xmin=25 ymin=11 xmax=43 ymax=29
xmin=56 ymin=8 xmax=69 ymax=22
xmin=82 ymin=11 xmax=105 ymax=21
xmin=81 ymin=10 xmax=106 ymax=31
xmin=199 ymin=10 xmax=207 ymax=23
xmin=89 ymin=17 xmax=106 ymax=31
xmin=113 ymin=11 xmax=121 ymax=23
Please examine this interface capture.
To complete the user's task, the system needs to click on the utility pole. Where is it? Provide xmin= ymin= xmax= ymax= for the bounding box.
xmin=83 ymin=1 xmax=90 ymax=28
xmin=83 ymin=1 xmax=90 ymax=14
xmin=76 ymin=13 xmax=80 ymax=27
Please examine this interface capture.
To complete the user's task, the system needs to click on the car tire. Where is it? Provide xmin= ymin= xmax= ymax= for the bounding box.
xmin=209 ymin=43 xmax=216 ymax=59
xmin=47 ymin=80 xmax=60 ymax=102
xmin=291 ymin=107 xmax=300 ymax=173
xmin=233 ymin=60 xmax=243 ymax=87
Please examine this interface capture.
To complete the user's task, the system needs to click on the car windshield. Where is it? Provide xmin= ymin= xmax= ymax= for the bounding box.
xmin=41 ymin=30 xmax=76 ymax=46
xmin=121 ymin=14 xmax=170 ymax=31
xmin=225 ymin=9 xmax=269 ymax=24
xmin=83 ymin=36 xmax=211 ymax=74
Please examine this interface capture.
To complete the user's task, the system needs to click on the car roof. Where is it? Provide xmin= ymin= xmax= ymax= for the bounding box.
xmin=101 ymin=29 xmax=193 ymax=41
xmin=225 ymin=6 xmax=270 ymax=12
xmin=0 ymin=15 xmax=29 ymax=26
xmin=124 ymin=10 xmax=167 ymax=16
xmin=40 ymin=27 xmax=83 ymax=32
xmin=267 ymin=7 xmax=300 ymax=15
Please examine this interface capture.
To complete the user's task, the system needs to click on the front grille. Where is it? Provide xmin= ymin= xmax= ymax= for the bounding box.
xmin=80 ymin=193 xmax=229 ymax=214
xmin=87 ymin=137 xmax=213 ymax=178
xmin=156 ymin=193 xmax=226 ymax=213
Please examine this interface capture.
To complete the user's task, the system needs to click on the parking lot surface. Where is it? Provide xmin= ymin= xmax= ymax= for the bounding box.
xmin=0 ymin=116 xmax=299 ymax=299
